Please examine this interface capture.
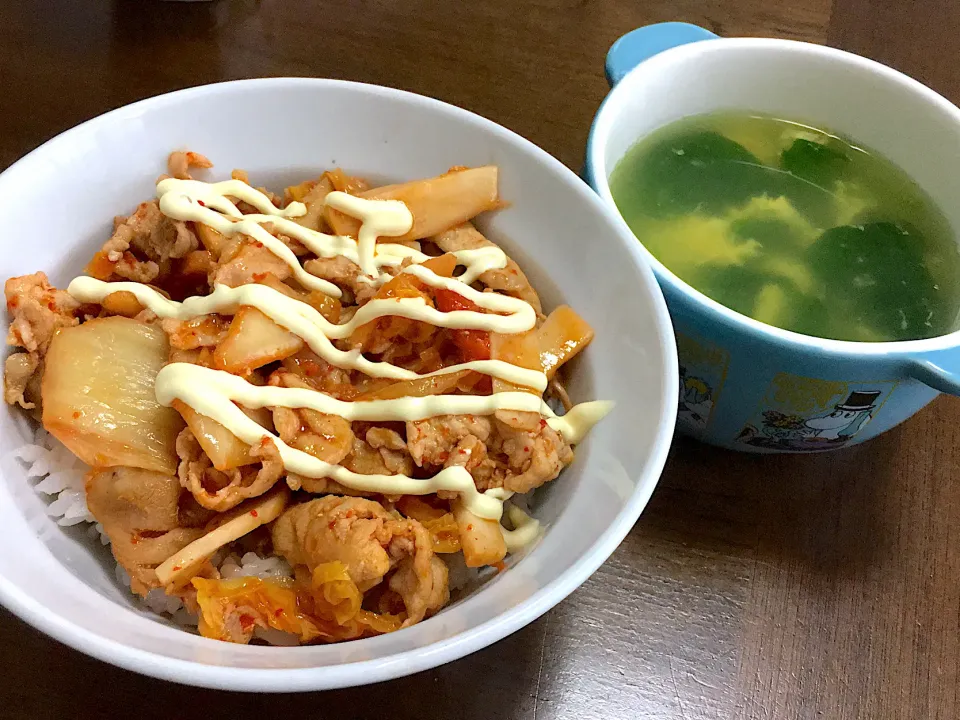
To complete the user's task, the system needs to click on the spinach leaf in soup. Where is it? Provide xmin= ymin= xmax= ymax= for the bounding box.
xmin=809 ymin=222 xmax=944 ymax=340
xmin=629 ymin=131 xmax=766 ymax=217
xmin=768 ymin=138 xmax=849 ymax=226
xmin=780 ymin=138 xmax=850 ymax=188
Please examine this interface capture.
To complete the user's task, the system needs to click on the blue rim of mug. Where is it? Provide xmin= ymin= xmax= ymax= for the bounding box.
xmin=586 ymin=33 xmax=960 ymax=370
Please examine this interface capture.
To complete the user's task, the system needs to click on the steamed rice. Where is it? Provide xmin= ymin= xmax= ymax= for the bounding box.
xmin=220 ymin=552 xmax=293 ymax=580
xmin=9 ymin=427 xmax=94 ymax=527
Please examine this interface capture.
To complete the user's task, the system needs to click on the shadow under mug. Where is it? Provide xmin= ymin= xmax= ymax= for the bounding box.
xmin=585 ymin=22 xmax=960 ymax=453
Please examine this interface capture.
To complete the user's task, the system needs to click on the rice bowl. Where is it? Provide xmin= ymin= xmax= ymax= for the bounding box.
xmin=0 ymin=78 xmax=677 ymax=690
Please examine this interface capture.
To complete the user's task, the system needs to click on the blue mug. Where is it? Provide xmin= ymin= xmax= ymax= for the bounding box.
xmin=586 ymin=23 xmax=960 ymax=453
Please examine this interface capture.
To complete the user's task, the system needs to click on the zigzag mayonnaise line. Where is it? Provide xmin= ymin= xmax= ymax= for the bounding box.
xmin=152 ymin=363 xmax=611 ymax=519
xmin=154 ymin=178 xmax=508 ymax=297
xmin=67 ymin=277 xmax=547 ymax=390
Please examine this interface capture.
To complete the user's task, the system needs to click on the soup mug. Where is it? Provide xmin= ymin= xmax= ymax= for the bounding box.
xmin=586 ymin=22 xmax=960 ymax=453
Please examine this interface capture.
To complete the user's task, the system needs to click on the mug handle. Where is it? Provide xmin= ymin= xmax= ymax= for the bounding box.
xmin=908 ymin=350 xmax=960 ymax=395
xmin=606 ymin=22 xmax=719 ymax=86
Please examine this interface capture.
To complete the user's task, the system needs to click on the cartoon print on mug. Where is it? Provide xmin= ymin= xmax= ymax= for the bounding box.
xmin=734 ymin=374 xmax=899 ymax=451
xmin=676 ymin=332 xmax=730 ymax=431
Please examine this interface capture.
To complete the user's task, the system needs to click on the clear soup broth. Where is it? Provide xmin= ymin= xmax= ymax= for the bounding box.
xmin=610 ymin=112 xmax=960 ymax=342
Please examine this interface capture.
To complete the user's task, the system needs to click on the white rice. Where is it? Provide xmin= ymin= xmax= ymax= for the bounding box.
xmin=219 ymin=551 xmax=293 ymax=580
xmin=8 ymin=427 xmax=95 ymax=527
xmin=253 ymin=626 xmax=300 ymax=646
xmin=442 ymin=551 xmax=476 ymax=593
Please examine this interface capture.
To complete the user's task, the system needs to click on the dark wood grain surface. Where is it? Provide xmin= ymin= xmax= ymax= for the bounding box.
xmin=2 ymin=1 xmax=960 ymax=718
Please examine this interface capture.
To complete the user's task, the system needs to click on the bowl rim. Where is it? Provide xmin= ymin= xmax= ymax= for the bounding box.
xmin=587 ymin=36 xmax=960 ymax=358
xmin=0 ymin=76 xmax=679 ymax=691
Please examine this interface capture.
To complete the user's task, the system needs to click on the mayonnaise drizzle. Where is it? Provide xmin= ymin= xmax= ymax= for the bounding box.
xmin=155 ymin=362 xmax=570 ymax=429
xmin=154 ymin=178 xmax=507 ymax=298
xmin=68 ymin=176 xmax=613 ymax=520
xmin=453 ymin=246 xmax=509 ymax=285
xmin=162 ymin=371 xmax=506 ymax=519
xmin=544 ymin=400 xmax=615 ymax=444
xmin=500 ymin=505 xmax=542 ymax=552
xmin=68 ymin=277 xmax=547 ymax=390
xmin=152 ymin=363 xmax=608 ymax=520
xmin=323 ymin=191 xmax=412 ymax=279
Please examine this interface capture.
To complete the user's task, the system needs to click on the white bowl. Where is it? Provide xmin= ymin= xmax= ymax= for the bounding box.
xmin=0 ymin=78 xmax=678 ymax=691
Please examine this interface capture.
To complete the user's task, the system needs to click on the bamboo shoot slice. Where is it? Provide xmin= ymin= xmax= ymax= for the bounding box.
xmin=156 ymin=485 xmax=291 ymax=587
xmin=213 ymin=306 xmax=304 ymax=374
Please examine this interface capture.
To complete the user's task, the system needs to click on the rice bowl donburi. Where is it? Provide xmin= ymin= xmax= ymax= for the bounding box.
xmin=3 ymin=151 xmax=610 ymax=645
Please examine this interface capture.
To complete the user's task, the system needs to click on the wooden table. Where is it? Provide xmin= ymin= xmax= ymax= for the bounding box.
xmin=2 ymin=1 xmax=959 ymax=717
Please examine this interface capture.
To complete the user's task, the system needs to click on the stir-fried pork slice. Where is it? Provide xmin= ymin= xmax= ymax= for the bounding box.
xmin=5 ymin=272 xmax=80 ymax=355
xmin=384 ymin=522 xmax=449 ymax=623
xmin=301 ymin=254 xmax=406 ymax=306
xmin=389 ymin=553 xmax=449 ymax=624
xmin=270 ymin=374 xmax=356 ymax=458
xmin=271 ymin=496 xmax=449 ymax=624
xmin=303 ymin=256 xmax=362 ymax=295
xmin=362 ymin=427 xmax=410 ymax=469
xmin=491 ymin=413 xmax=573 ymax=493
xmin=406 ymin=415 xmax=492 ymax=469
xmin=286 ymin=472 xmax=374 ymax=497
xmin=85 ymin=467 xmax=206 ymax=595
xmin=212 ymin=239 xmax=292 ymax=287
xmin=290 ymin=175 xmax=335 ymax=231
xmin=161 ymin=315 xmax=230 ymax=351
xmin=103 ymin=201 xmax=199 ymax=267
xmin=407 ymin=412 xmax=572 ymax=493
xmin=432 ymin=222 xmax=542 ymax=314
xmin=176 ymin=428 xmax=285 ymax=512
xmin=4 ymin=273 xmax=80 ymax=411
xmin=366 ymin=427 xmax=406 ymax=452
xmin=272 ymin=361 xmax=355 ymax=401
xmin=442 ymin=434 xmax=488 ymax=473
xmin=272 ymin=496 xmax=394 ymax=591
xmin=343 ymin=436 xmax=414 ymax=476
xmin=167 ymin=150 xmax=212 ymax=180
xmin=4 ymin=352 xmax=39 ymax=410
xmin=88 ymin=466 xmax=181 ymax=531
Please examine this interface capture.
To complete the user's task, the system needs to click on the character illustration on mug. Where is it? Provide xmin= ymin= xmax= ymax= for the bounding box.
xmin=675 ymin=333 xmax=730 ymax=431
xmin=678 ymin=366 xmax=715 ymax=429
xmin=735 ymin=375 xmax=897 ymax=451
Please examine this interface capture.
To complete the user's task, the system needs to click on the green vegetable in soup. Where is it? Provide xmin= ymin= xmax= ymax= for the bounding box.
xmin=808 ymin=222 xmax=947 ymax=339
xmin=625 ymin=131 xmax=763 ymax=217
xmin=780 ymin=137 xmax=850 ymax=187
